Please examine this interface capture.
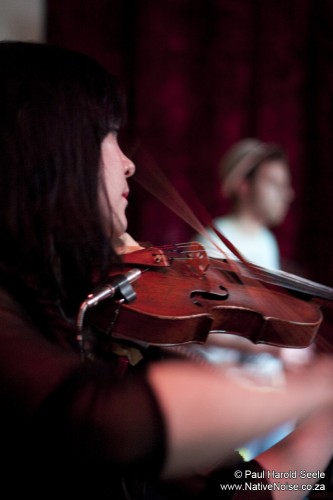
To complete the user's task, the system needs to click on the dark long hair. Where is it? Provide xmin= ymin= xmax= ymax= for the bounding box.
xmin=0 ymin=42 xmax=124 ymax=323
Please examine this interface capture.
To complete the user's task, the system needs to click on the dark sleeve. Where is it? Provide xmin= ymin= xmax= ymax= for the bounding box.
xmin=36 ymin=360 xmax=166 ymax=474
xmin=0 ymin=293 xmax=166 ymax=481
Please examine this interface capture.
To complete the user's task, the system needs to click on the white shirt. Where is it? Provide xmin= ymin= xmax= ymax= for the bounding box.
xmin=194 ymin=215 xmax=280 ymax=270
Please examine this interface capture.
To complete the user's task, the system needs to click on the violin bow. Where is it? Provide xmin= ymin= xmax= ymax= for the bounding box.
xmin=131 ymin=148 xmax=333 ymax=352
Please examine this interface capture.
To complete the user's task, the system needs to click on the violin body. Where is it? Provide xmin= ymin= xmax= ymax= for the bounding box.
xmin=89 ymin=243 xmax=324 ymax=349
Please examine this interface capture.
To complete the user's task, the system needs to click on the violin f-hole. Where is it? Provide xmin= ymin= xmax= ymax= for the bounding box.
xmin=190 ymin=287 xmax=229 ymax=307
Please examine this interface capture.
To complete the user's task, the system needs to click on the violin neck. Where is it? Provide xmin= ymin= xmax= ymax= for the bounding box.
xmin=239 ymin=262 xmax=333 ymax=303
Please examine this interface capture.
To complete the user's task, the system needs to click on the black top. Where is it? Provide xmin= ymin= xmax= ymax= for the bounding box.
xmin=0 ymin=287 xmax=272 ymax=499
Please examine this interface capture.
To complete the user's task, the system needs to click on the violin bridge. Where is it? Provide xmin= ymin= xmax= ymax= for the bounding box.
xmin=184 ymin=242 xmax=209 ymax=277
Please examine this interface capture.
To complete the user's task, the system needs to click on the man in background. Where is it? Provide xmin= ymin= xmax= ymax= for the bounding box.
xmin=196 ymin=138 xmax=294 ymax=269
xmin=194 ymin=138 xmax=311 ymax=459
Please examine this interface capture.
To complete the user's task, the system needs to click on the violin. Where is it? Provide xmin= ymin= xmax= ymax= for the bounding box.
xmin=86 ymin=242 xmax=333 ymax=350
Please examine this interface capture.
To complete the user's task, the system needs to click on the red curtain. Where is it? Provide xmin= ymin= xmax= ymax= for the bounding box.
xmin=47 ymin=0 xmax=333 ymax=288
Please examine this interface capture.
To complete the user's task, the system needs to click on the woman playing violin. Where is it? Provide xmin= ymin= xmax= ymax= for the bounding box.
xmin=1 ymin=41 xmax=333 ymax=500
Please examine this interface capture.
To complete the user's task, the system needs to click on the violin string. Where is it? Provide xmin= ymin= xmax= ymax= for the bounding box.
xmin=131 ymin=148 xmax=320 ymax=300
xmin=132 ymin=150 xmax=331 ymax=349
xmin=133 ymin=151 xmax=231 ymax=259
xmin=157 ymin=246 xmax=306 ymax=287
xmin=133 ymin=153 xmax=253 ymax=290
xmin=238 ymin=262 xmax=333 ymax=301
xmin=132 ymin=146 xmax=247 ymax=264
xmin=133 ymin=149 xmax=328 ymax=296
xmin=151 ymin=241 xmax=333 ymax=301
xmin=133 ymin=154 xmax=296 ymax=332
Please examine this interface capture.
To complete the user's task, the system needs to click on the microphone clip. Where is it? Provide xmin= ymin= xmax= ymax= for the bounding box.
xmin=76 ymin=268 xmax=141 ymax=359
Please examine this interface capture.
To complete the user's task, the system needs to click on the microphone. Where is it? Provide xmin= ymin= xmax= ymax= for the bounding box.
xmin=76 ymin=268 xmax=141 ymax=337
xmin=85 ymin=268 xmax=141 ymax=307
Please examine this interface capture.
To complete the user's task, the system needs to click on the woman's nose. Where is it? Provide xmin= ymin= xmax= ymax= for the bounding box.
xmin=123 ymin=155 xmax=135 ymax=178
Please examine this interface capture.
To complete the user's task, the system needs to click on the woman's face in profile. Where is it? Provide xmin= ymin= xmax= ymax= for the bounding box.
xmin=100 ymin=133 xmax=135 ymax=238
